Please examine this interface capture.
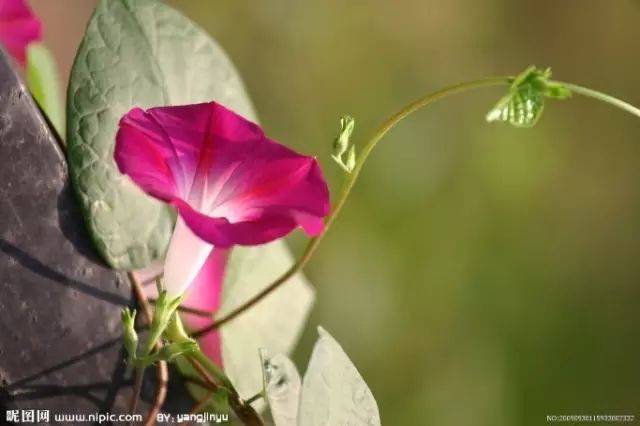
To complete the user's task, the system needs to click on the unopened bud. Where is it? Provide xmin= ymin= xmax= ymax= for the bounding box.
xmin=332 ymin=115 xmax=357 ymax=173
xmin=121 ymin=308 xmax=138 ymax=363
xmin=333 ymin=115 xmax=355 ymax=157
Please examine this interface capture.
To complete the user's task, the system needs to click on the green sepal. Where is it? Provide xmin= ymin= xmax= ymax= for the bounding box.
xmin=121 ymin=308 xmax=138 ymax=363
xmin=145 ymin=291 xmax=183 ymax=354
xmin=164 ymin=311 xmax=194 ymax=344
xmin=136 ymin=341 xmax=198 ymax=367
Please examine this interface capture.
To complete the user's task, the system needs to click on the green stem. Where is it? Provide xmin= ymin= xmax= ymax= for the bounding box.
xmin=328 ymin=76 xmax=511 ymax=231
xmin=558 ymin=81 xmax=640 ymax=119
xmin=164 ymin=315 xmax=228 ymax=385
xmin=185 ymin=73 xmax=640 ymax=423
xmin=166 ymin=315 xmax=263 ymax=424
xmin=192 ymin=76 xmax=512 ymax=338
xmin=191 ymin=76 xmax=640 ymax=339
xmin=189 ymin=349 xmax=229 ymax=387
xmin=187 ymin=351 xmax=263 ymax=424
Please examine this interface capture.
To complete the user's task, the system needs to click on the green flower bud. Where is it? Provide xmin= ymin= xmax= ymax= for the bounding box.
xmin=333 ymin=115 xmax=355 ymax=157
xmin=332 ymin=115 xmax=357 ymax=173
xmin=121 ymin=308 xmax=138 ymax=363
xmin=145 ymin=291 xmax=184 ymax=354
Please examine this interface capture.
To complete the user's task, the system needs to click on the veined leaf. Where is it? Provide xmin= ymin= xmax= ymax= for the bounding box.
xmin=259 ymin=328 xmax=380 ymax=426
xmin=298 ymin=327 xmax=381 ymax=426
xmin=486 ymin=83 xmax=545 ymax=128
xmin=67 ymin=0 xmax=255 ymax=269
xmin=486 ymin=65 xmax=571 ymax=128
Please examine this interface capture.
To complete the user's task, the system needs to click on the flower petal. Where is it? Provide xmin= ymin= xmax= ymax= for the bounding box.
xmin=163 ymin=217 xmax=213 ymax=296
xmin=180 ymin=247 xmax=229 ymax=367
xmin=0 ymin=0 xmax=41 ymax=65
xmin=115 ymin=102 xmax=330 ymax=249
xmin=172 ymin=197 xmax=320 ymax=247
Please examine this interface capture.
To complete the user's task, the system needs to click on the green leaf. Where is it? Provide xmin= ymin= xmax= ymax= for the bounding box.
xmin=219 ymin=241 xmax=315 ymax=401
xmin=486 ymin=65 xmax=571 ymax=128
xmin=27 ymin=43 xmax=64 ymax=137
xmin=298 ymin=327 xmax=380 ymax=426
xmin=486 ymin=85 xmax=545 ymax=128
xmin=258 ymin=328 xmax=380 ymax=426
xmin=66 ymin=0 xmax=255 ymax=269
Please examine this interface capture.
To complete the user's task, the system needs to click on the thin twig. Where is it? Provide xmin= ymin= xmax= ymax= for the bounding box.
xmin=190 ymin=393 xmax=215 ymax=414
xmin=183 ymin=375 xmax=219 ymax=392
xmin=187 ymin=392 xmax=217 ymax=426
xmin=185 ymin=354 xmax=263 ymax=425
xmin=128 ymin=368 xmax=144 ymax=421
xmin=191 ymin=77 xmax=512 ymax=339
xmin=183 ymin=355 xmax=223 ymax=423
xmin=185 ymin=355 xmax=218 ymax=388
xmin=128 ymin=272 xmax=169 ymax=426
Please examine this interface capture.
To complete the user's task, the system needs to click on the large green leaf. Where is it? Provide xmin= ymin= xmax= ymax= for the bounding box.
xmin=298 ymin=327 xmax=380 ymax=426
xmin=67 ymin=0 xmax=255 ymax=269
xmin=259 ymin=328 xmax=381 ymax=426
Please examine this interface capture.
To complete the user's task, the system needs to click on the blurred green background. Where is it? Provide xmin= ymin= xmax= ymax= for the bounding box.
xmin=32 ymin=1 xmax=640 ymax=424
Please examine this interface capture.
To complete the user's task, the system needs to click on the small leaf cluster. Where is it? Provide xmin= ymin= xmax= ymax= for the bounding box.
xmin=120 ymin=292 xmax=196 ymax=369
xmin=486 ymin=65 xmax=571 ymax=127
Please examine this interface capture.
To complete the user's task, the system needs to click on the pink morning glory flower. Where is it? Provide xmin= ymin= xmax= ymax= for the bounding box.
xmin=115 ymin=102 xmax=330 ymax=299
xmin=0 ymin=0 xmax=41 ymax=66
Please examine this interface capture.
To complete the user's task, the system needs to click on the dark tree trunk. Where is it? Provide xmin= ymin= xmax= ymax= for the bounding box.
xmin=0 ymin=48 xmax=192 ymax=423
